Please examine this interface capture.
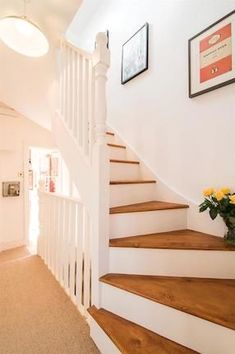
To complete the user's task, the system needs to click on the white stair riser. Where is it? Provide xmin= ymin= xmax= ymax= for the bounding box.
xmin=110 ymin=184 xmax=156 ymax=207
xmin=109 ymin=248 xmax=235 ymax=279
xmin=101 ymin=283 xmax=235 ymax=354
xmin=106 ymin=134 xmax=116 ymax=144
xmin=109 ymin=147 xmax=127 ymax=160
xmin=110 ymin=209 xmax=187 ymax=238
xmin=110 ymin=163 xmax=141 ymax=180
xmin=90 ymin=318 xmax=121 ymax=354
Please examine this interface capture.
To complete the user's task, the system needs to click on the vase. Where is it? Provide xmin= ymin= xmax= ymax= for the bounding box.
xmin=223 ymin=217 xmax=235 ymax=246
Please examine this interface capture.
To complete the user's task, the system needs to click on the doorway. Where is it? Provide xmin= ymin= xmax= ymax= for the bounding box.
xmin=27 ymin=147 xmax=69 ymax=253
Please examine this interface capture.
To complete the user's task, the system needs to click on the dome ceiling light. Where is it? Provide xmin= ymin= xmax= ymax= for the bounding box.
xmin=0 ymin=0 xmax=49 ymax=57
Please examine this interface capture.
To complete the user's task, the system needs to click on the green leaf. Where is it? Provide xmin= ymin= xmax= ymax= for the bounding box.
xmin=209 ymin=208 xmax=218 ymax=220
xmin=228 ymin=216 xmax=235 ymax=224
xmin=199 ymin=204 xmax=208 ymax=212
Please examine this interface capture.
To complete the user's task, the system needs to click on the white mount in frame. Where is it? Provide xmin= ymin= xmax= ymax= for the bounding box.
xmin=121 ymin=23 xmax=149 ymax=84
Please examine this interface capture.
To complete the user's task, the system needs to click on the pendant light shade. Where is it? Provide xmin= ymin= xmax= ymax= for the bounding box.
xmin=0 ymin=16 xmax=49 ymax=57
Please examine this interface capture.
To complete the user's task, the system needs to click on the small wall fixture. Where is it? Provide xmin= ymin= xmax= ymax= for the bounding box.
xmin=0 ymin=1 xmax=49 ymax=57
xmin=2 ymin=181 xmax=20 ymax=197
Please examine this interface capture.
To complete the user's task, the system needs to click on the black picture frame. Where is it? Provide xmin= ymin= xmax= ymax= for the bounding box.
xmin=121 ymin=23 xmax=149 ymax=84
xmin=189 ymin=10 xmax=235 ymax=98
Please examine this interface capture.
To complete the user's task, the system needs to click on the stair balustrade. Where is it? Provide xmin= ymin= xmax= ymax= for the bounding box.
xmin=38 ymin=192 xmax=91 ymax=313
xmin=38 ymin=32 xmax=110 ymax=312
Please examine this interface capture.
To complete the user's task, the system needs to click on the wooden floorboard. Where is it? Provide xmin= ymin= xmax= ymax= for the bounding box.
xmin=109 ymin=229 xmax=235 ymax=251
xmin=107 ymin=143 xmax=126 ymax=149
xmin=110 ymin=201 xmax=189 ymax=214
xmin=110 ymin=159 xmax=140 ymax=164
xmin=88 ymin=306 xmax=198 ymax=354
xmin=110 ymin=180 xmax=156 ymax=185
xmin=100 ymin=274 xmax=235 ymax=330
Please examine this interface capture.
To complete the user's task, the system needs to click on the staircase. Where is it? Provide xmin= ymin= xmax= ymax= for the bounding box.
xmin=87 ymin=130 xmax=235 ymax=354
xmin=38 ymin=33 xmax=235 ymax=353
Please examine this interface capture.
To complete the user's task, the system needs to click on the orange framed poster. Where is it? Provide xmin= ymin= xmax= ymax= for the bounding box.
xmin=189 ymin=10 xmax=235 ymax=97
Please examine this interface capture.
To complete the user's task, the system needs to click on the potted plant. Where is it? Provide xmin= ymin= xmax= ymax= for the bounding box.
xmin=199 ymin=187 xmax=235 ymax=245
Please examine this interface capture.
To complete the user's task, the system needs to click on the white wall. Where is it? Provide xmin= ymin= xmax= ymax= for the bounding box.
xmin=0 ymin=41 xmax=57 ymax=129
xmin=0 ymin=114 xmax=54 ymax=251
xmin=67 ymin=0 xmax=235 ymax=235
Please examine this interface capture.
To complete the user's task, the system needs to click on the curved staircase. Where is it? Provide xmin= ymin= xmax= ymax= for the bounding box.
xmin=42 ymin=34 xmax=235 ymax=354
xmin=88 ymin=131 xmax=235 ymax=354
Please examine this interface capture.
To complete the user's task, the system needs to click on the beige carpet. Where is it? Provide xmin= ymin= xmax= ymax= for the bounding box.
xmin=0 ymin=247 xmax=99 ymax=354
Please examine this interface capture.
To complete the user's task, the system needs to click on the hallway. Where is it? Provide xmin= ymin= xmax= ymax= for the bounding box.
xmin=0 ymin=248 xmax=99 ymax=354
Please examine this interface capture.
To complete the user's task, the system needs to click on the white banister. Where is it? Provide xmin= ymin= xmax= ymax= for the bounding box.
xmin=38 ymin=192 xmax=91 ymax=315
xmin=59 ymin=38 xmax=93 ymax=161
xmin=40 ymin=31 xmax=110 ymax=314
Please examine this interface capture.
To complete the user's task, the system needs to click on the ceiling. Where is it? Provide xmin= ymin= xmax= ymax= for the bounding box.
xmin=0 ymin=0 xmax=83 ymax=129
xmin=0 ymin=0 xmax=82 ymax=45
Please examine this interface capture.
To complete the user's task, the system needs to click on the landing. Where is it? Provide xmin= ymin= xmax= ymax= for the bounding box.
xmin=0 ymin=248 xmax=99 ymax=354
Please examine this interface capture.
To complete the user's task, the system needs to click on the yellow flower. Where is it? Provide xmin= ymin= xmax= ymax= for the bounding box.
xmin=220 ymin=187 xmax=231 ymax=195
xmin=229 ymin=195 xmax=235 ymax=205
xmin=214 ymin=190 xmax=225 ymax=201
xmin=203 ymin=188 xmax=214 ymax=197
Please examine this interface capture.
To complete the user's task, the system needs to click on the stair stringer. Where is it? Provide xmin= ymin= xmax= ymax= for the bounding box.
xmin=52 ymin=112 xmax=94 ymax=210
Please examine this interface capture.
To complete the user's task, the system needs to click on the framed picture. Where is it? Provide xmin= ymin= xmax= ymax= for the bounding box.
xmin=189 ymin=10 xmax=235 ymax=98
xmin=121 ymin=23 xmax=149 ymax=84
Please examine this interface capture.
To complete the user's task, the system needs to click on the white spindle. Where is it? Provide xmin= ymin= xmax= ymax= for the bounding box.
xmin=64 ymin=47 xmax=69 ymax=124
xmin=73 ymin=51 xmax=78 ymax=140
xmin=83 ymin=209 xmax=91 ymax=312
xmin=76 ymin=203 xmax=83 ymax=312
xmin=88 ymin=59 xmax=94 ymax=158
xmin=69 ymin=202 xmax=75 ymax=301
xmin=60 ymin=198 xmax=66 ymax=287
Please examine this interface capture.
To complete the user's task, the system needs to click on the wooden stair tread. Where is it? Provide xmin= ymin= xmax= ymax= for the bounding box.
xmin=110 ymin=201 xmax=189 ymax=214
xmin=88 ymin=306 xmax=198 ymax=354
xmin=110 ymin=180 xmax=156 ymax=185
xmin=106 ymin=131 xmax=115 ymax=136
xmin=110 ymin=159 xmax=140 ymax=164
xmin=107 ymin=143 xmax=126 ymax=149
xmin=100 ymin=274 xmax=235 ymax=330
xmin=109 ymin=229 xmax=235 ymax=251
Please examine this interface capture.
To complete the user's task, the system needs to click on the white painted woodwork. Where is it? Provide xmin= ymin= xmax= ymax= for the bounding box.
xmin=110 ymin=209 xmax=188 ymax=238
xmin=109 ymin=146 xmax=127 ymax=160
xmin=101 ymin=283 xmax=235 ymax=354
xmin=110 ymin=162 xmax=141 ymax=180
xmin=38 ymin=191 xmax=91 ymax=315
xmin=109 ymin=248 xmax=235 ymax=279
xmin=90 ymin=317 xmax=121 ymax=354
xmin=59 ymin=39 xmax=94 ymax=160
xmin=54 ymin=32 xmax=110 ymax=309
xmin=110 ymin=183 xmax=156 ymax=207
xmin=106 ymin=134 xmax=116 ymax=144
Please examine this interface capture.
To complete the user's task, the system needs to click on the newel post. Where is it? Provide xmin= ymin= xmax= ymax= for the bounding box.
xmin=91 ymin=32 xmax=110 ymax=307
xmin=93 ymin=33 xmax=110 ymax=145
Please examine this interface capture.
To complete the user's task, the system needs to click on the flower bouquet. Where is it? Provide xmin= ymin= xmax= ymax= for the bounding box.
xmin=199 ymin=187 xmax=235 ymax=245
